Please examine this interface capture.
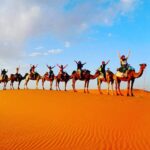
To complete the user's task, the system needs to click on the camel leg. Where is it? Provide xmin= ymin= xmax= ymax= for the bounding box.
xmin=115 ymin=80 xmax=119 ymax=95
xmin=127 ymin=80 xmax=130 ymax=96
xmin=24 ymin=78 xmax=28 ymax=89
xmin=87 ymin=80 xmax=90 ymax=93
xmin=107 ymin=82 xmax=110 ymax=95
xmin=3 ymin=82 xmax=6 ymax=90
xmin=36 ymin=79 xmax=39 ymax=89
xmin=58 ymin=81 xmax=61 ymax=91
xmin=64 ymin=82 xmax=67 ymax=91
xmin=111 ymin=81 xmax=114 ymax=95
xmin=10 ymin=81 xmax=12 ymax=90
xmin=18 ymin=81 xmax=21 ymax=90
xmin=42 ymin=79 xmax=45 ymax=90
xmin=56 ymin=80 xmax=58 ymax=91
xmin=24 ymin=79 xmax=29 ymax=89
xmin=84 ymin=81 xmax=86 ymax=93
xmin=118 ymin=81 xmax=123 ymax=96
xmin=11 ymin=81 xmax=15 ymax=90
xmin=98 ymin=80 xmax=102 ymax=94
xmin=72 ymin=79 xmax=77 ymax=92
xmin=4 ymin=82 xmax=7 ymax=90
xmin=131 ymin=79 xmax=135 ymax=96
xmin=72 ymin=79 xmax=74 ymax=91
xmin=50 ymin=81 xmax=53 ymax=90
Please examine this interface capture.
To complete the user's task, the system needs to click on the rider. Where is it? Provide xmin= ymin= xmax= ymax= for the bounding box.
xmin=57 ymin=64 xmax=68 ymax=79
xmin=15 ymin=67 xmax=20 ymax=80
xmin=74 ymin=60 xmax=86 ymax=78
xmin=1 ymin=69 xmax=8 ymax=80
xmin=47 ymin=65 xmax=55 ymax=78
xmin=118 ymin=50 xmax=130 ymax=74
xmin=98 ymin=60 xmax=110 ymax=80
xmin=30 ymin=64 xmax=38 ymax=79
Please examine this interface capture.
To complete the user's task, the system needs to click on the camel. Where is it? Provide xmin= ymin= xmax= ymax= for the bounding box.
xmin=0 ymin=70 xmax=9 ymax=90
xmin=9 ymin=74 xmax=26 ymax=90
xmin=55 ymin=72 xmax=70 ymax=91
xmin=42 ymin=72 xmax=55 ymax=90
xmin=114 ymin=64 xmax=147 ymax=96
xmin=97 ymin=70 xmax=114 ymax=95
xmin=24 ymin=72 xmax=42 ymax=89
xmin=71 ymin=70 xmax=100 ymax=93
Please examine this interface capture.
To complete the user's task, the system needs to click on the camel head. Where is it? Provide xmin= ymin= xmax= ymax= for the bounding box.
xmin=139 ymin=64 xmax=147 ymax=70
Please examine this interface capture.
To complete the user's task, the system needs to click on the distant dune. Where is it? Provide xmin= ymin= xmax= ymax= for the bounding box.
xmin=0 ymin=90 xmax=150 ymax=150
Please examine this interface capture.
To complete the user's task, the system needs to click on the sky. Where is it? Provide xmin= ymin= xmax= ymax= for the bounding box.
xmin=0 ymin=0 xmax=149 ymax=90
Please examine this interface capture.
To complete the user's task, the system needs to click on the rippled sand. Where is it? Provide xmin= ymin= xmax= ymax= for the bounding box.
xmin=0 ymin=90 xmax=150 ymax=150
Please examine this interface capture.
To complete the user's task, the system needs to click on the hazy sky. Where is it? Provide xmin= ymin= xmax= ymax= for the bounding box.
xmin=0 ymin=0 xmax=149 ymax=90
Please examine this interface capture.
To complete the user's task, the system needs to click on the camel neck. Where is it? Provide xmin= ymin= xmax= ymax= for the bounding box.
xmin=90 ymin=72 xmax=100 ymax=79
xmin=133 ymin=67 xmax=144 ymax=78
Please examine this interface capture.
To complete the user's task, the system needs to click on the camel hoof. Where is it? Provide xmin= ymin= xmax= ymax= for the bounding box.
xmin=131 ymin=94 xmax=134 ymax=97
xmin=127 ymin=94 xmax=130 ymax=96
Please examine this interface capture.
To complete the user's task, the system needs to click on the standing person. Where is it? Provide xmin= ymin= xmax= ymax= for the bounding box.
xmin=98 ymin=60 xmax=110 ymax=80
xmin=57 ymin=64 xmax=68 ymax=79
xmin=74 ymin=60 xmax=86 ymax=78
xmin=118 ymin=50 xmax=130 ymax=73
xmin=47 ymin=65 xmax=55 ymax=78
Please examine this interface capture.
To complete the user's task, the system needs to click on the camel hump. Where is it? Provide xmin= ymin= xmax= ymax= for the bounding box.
xmin=84 ymin=69 xmax=90 ymax=74
xmin=45 ymin=72 xmax=48 ymax=76
xmin=10 ymin=74 xmax=15 ymax=77
xmin=72 ymin=70 xmax=76 ymax=74
xmin=106 ymin=70 xmax=113 ymax=75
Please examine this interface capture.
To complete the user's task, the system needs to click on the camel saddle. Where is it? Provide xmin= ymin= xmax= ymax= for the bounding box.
xmin=116 ymin=71 xmax=127 ymax=78
xmin=30 ymin=72 xmax=38 ymax=80
xmin=98 ymin=72 xmax=104 ymax=79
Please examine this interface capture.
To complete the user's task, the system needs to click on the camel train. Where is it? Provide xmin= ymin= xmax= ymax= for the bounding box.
xmin=0 ymin=55 xmax=147 ymax=96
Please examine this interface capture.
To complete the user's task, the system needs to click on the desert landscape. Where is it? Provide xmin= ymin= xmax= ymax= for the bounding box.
xmin=0 ymin=89 xmax=150 ymax=150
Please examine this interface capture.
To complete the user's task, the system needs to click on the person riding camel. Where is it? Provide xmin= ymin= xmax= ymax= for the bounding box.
xmin=30 ymin=64 xmax=38 ymax=79
xmin=98 ymin=60 xmax=110 ymax=80
xmin=118 ymin=50 xmax=130 ymax=75
xmin=1 ymin=69 xmax=8 ymax=80
xmin=15 ymin=67 xmax=20 ymax=80
xmin=57 ymin=64 xmax=68 ymax=79
xmin=74 ymin=60 xmax=86 ymax=78
xmin=47 ymin=65 xmax=55 ymax=78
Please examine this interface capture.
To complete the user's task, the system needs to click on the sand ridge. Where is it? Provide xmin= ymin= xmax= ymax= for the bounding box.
xmin=0 ymin=90 xmax=150 ymax=150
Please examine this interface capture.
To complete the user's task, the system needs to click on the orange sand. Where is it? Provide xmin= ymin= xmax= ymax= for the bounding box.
xmin=0 ymin=90 xmax=150 ymax=150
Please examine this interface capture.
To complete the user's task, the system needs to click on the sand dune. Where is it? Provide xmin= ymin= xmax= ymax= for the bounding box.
xmin=0 ymin=90 xmax=150 ymax=150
